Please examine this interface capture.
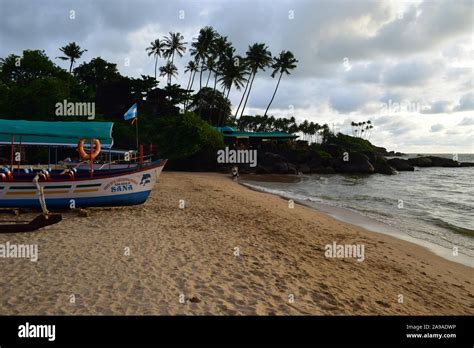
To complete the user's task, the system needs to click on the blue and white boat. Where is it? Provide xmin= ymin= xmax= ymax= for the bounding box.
xmin=0 ymin=119 xmax=167 ymax=209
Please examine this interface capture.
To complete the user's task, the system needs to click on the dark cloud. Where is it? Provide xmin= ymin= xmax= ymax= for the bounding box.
xmin=0 ymin=0 xmax=472 ymax=152
xmin=454 ymin=92 xmax=474 ymax=111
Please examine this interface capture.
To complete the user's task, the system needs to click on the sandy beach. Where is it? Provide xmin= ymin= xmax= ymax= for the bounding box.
xmin=0 ymin=172 xmax=472 ymax=315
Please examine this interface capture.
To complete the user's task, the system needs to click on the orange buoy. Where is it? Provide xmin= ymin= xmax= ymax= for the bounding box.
xmin=78 ymin=138 xmax=101 ymax=160
xmin=0 ymin=169 xmax=12 ymax=181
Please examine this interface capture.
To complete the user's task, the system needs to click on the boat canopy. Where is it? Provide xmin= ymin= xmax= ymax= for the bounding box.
xmin=0 ymin=119 xmax=114 ymax=149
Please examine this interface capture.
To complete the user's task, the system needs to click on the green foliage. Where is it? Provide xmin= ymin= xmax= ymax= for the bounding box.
xmin=328 ymin=133 xmax=377 ymax=153
xmin=309 ymin=143 xmax=333 ymax=159
xmin=153 ymin=112 xmax=224 ymax=160
xmin=190 ymin=87 xmax=231 ymax=126
xmin=73 ymin=57 xmax=121 ymax=91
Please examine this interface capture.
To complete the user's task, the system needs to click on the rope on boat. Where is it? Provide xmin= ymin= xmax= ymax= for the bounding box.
xmin=32 ymin=174 xmax=49 ymax=215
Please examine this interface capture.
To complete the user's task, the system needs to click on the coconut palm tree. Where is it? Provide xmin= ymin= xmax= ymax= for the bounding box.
xmin=159 ymin=61 xmax=178 ymax=85
xmin=146 ymin=39 xmax=165 ymax=80
xmin=185 ymin=61 xmax=198 ymax=91
xmin=57 ymin=42 xmax=87 ymax=73
xmin=163 ymin=32 xmax=187 ymax=65
xmin=218 ymin=55 xmax=248 ymax=99
xmin=238 ymin=43 xmax=272 ymax=118
xmin=263 ymin=50 xmax=298 ymax=117
xmin=184 ymin=61 xmax=198 ymax=110
xmin=190 ymin=26 xmax=217 ymax=90
xmin=204 ymin=55 xmax=217 ymax=87
xmin=212 ymin=35 xmax=233 ymax=92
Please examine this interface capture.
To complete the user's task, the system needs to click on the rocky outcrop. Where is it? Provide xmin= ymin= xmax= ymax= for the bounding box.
xmin=373 ymin=156 xmax=397 ymax=175
xmin=332 ymin=152 xmax=375 ymax=174
xmin=298 ymin=164 xmax=311 ymax=174
xmin=408 ymin=157 xmax=433 ymax=167
xmin=427 ymin=156 xmax=460 ymax=167
xmin=408 ymin=156 xmax=467 ymax=168
xmin=387 ymin=158 xmax=414 ymax=171
xmin=219 ymin=150 xmax=473 ymax=176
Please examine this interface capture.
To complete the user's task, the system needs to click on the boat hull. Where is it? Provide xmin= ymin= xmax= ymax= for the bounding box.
xmin=0 ymin=160 xmax=166 ymax=209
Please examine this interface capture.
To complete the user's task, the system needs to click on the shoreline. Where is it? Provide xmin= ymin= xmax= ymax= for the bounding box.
xmin=0 ymin=172 xmax=472 ymax=315
xmin=239 ymin=179 xmax=473 ymax=268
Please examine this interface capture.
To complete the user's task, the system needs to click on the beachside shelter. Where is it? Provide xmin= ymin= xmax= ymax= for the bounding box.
xmin=215 ymin=126 xmax=298 ymax=146
xmin=0 ymin=119 xmax=114 ymax=149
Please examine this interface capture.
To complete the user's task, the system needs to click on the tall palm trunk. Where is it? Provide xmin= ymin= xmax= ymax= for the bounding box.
xmin=209 ymin=72 xmax=223 ymax=125
xmin=213 ymin=74 xmax=218 ymax=92
xmin=185 ymin=70 xmax=197 ymax=111
xmin=263 ymin=72 xmax=283 ymax=117
xmin=154 ymin=57 xmax=158 ymax=80
xmin=189 ymin=70 xmax=197 ymax=91
xmin=186 ymin=71 xmax=193 ymax=91
xmin=69 ymin=59 xmax=74 ymax=74
xmin=206 ymin=69 xmax=212 ymax=87
xmin=226 ymin=85 xmax=232 ymax=99
xmin=199 ymin=62 xmax=205 ymax=89
xmin=234 ymin=72 xmax=252 ymax=121
xmin=240 ymin=71 xmax=257 ymax=118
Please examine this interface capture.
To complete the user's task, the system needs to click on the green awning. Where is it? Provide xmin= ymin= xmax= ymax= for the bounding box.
xmin=0 ymin=119 xmax=114 ymax=148
xmin=223 ymin=131 xmax=298 ymax=139
xmin=214 ymin=126 xmax=298 ymax=139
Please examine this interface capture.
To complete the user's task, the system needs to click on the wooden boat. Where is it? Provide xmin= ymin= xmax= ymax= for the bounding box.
xmin=0 ymin=160 xmax=166 ymax=209
xmin=0 ymin=119 xmax=167 ymax=210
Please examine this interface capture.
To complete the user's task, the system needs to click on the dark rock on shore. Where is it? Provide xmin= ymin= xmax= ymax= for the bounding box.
xmin=298 ymin=164 xmax=311 ymax=174
xmin=372 ymin=156 xmax=397 ymax=175
xmin=374 ymin=162 xmax=397 ymax=175
xmin=387 ymin=158 xmax=414 ymax=171
xmin=426 ymin=156 xmax=460 ymax=167
xmin=408 ymin=157 xmax=432 ymax=167
xmin=332 ymin=152 xmax=374 ymax=174
xmin=311 ymin=166 xmax=336 ymax=174
xmin=460 ymin=162 xmax=474 ymax=167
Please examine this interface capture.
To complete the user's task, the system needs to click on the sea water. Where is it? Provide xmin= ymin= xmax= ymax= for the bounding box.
xmin=241 ymin=154 xmax=474 ymax=267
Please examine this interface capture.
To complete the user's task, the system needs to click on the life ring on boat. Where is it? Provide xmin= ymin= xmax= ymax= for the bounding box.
xmin=78 ymin=138 xmax=101 ymax=160
xmin=0 ymin=168 xmax=13 ymax=181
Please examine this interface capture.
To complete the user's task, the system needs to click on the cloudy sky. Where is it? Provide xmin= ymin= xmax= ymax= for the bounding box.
xmin=0 ymin=0 xmax=472 ymax=153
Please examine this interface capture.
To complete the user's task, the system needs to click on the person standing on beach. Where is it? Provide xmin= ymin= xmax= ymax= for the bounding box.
xmin=231 ymin=166 xmax=239 ymax=181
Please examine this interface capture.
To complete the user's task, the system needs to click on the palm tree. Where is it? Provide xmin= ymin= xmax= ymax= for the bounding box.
xmin=184 ymin=61 xmax=198 ymax=110
xmin=185 ymin=61 xmax=198 ymax=91
xmin=159 ymin=61 xmax=178 ymax=85
xmin=190 ymin=26 xmax=217 ymax=90
xmin=238 ymin=43 xmax=272 ymax=118
xmin=57 ymin=42 xmax=87 ymax=73
xmin=146 ymin=39 xmax=165 ymax=80
xmin=263 ymin=50 xmax=298 ymax=116
xmin=219 ymin=55 xmax=248 ymax=99
xmin=213 ymin=35 xmax=233 ymax=92
xmin=204 ymin=55 xmax=217 ymax=87
xmin=163 ymin=32 xmax=187 ymax=65
xmin=350 ymin=121 xmax=356 ymax=136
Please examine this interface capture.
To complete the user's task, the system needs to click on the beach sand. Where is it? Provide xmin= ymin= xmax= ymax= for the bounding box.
xmin=0 ymin=172 xmax=472 ymax=315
